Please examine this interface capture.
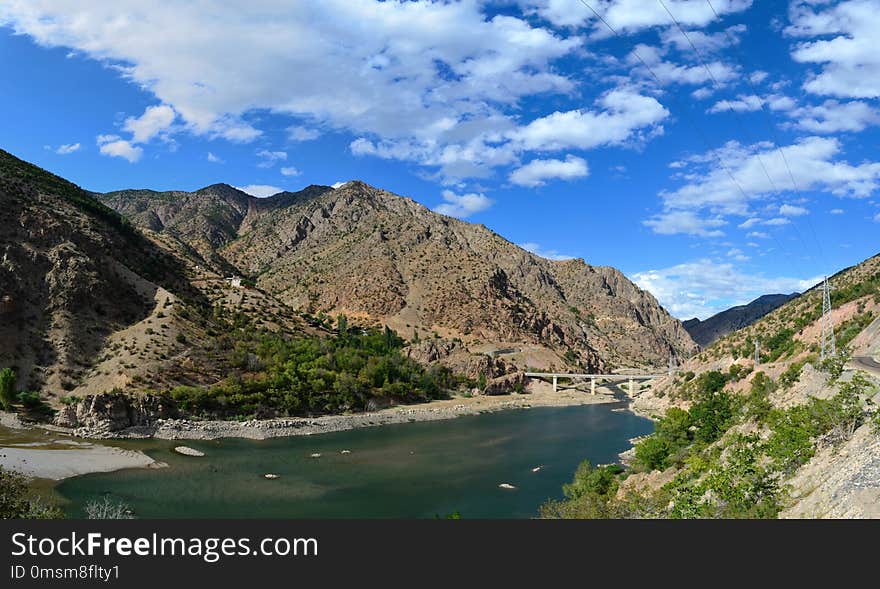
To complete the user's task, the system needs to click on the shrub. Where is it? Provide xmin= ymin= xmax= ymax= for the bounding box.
xmin=0 ymin=466 xmax=62 ymax=519
xmin=0 ymin=367 xmax=17 ymax=409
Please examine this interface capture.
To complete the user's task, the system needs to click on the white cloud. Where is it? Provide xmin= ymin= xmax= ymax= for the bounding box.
xmin=875 ymin=212 xmax=880 ymax=223
xmin=256 ymin=150 xmax=287 ymax=168
xmin=779 ymin=204 xmax=809 ymax=217
xmin=331 ymin=181 xmax=346 ymax=189
xmin=433 ymin=189 xmax=493 ymax=219
xmin=123 ymin=104 xmax=176 ymax=143
xmin=830 ymin=208 xmax=845 ymax=215
xmin=519 ymin=241 xmax=575 ymax=261
xmin=0 ymin=0 xmax=586 ymax=178
xmin=788 ymin=0 xmax=880 ymax=98
xmin=96 ymin=134 xmax=142 ymax=163
xmin=55 ymin=142 xmax=80 ymax=155
xmin=789 ymin=100 xmax=880 ymax=133
xmin=747 ymin=231 xmax=769 ymax=239
xmin=632 ymin=258 xmax=820 ymax=320
xmin=235 ymin=184 xmax=283 ymax=198
xmin=207 ymin=151 xmax=223 ymax=163
xmin=643 ymin=210 xmax=726 ymax=237
xmin=646 ymin=137 xmax=880 ymax=235
xmin=280 ymin=166 xmax=300 ymax=177
xmin=508 ymin=88 xmax=669 ymax=152
xmin=287 ymin=126 xmax=320 ymax=142
xmin=708 ymin=93 xmax=795 ymax=114
xmin=524 ymin=0 xmax=752 ymax=33
xmin=509 ymin=155 xmax=589 ymax=187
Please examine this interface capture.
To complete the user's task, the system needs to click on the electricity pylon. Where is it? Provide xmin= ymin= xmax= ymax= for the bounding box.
xmin=820 ymin=276 xmax=836 ymax=361
xmin=754 ymin=339 xmax=760 ymax=367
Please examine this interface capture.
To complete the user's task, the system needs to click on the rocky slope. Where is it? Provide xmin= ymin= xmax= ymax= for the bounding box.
xmin=0 ymin=149 xmax=311 ymax=400
xmin=623 ymin=252 xmax=880 ymax=518
xmin=101 ymin=180 xmax=697 ymax=373
xmin=683 ymin=293 xmax=799 ymax=347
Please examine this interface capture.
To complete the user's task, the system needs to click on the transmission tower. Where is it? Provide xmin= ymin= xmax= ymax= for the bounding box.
xmin=820 ymin=276 xmax=836 ymax=360
xmin=754 ymin=339 xmax=760 ymax=367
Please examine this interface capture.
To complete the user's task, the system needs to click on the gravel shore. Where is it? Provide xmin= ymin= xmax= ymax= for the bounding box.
xmin=98 ymin=384 xmax=619 ymax=441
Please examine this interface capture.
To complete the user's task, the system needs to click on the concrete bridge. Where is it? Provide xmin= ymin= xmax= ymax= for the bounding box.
xmin=524 ymin=372 xmax=668 ymax=395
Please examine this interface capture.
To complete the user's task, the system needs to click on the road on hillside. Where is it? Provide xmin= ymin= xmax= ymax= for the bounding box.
xmin=851 ymin=356 xmax=880 ymax=378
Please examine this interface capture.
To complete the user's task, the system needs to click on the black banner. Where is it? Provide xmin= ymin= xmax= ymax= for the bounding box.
xmin=0 ymin=519 xmax=873 ymax=587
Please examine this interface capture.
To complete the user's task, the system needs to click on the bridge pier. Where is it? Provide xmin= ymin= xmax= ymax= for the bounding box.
xmin=629 ymin=378 xmax=637 ymax=396
xmin=552 ymin=375 xmax=558 ymax=393
xmin=591 ymin=377 xmax=596 ymax=395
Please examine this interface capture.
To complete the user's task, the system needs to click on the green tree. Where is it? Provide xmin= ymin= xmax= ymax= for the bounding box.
xmin=0 ymin=466 xmax=62 ymax=519
xmin=0 ymin=368 xmax=17 ymax=410
xmin=336 ymin=314 xmax=348 ymax=343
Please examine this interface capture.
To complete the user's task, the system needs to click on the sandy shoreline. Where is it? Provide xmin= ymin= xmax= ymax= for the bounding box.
xmin=0 ymin=438 xmax=165 ymax=480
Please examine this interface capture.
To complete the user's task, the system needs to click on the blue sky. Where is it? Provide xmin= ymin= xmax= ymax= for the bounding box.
xmin=2 ymin=1 xmax=879 ymax=319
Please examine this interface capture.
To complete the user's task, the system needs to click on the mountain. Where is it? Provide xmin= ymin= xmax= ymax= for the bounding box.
xmin=0 ymin=148 xmax=696 ymax=410
xmin=100 ymin=180 xmax=698 ymax=373
xmin=682 ymin=293 xmax=800 ymax=347
xmin=0 ymin=149 xmax=311 ymax=398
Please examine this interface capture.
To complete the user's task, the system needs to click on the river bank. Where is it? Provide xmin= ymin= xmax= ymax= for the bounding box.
xmin=89 ymin=382 xmax=618 ymax=441
xmin=1 ymin=382 xmax=619 ymax=480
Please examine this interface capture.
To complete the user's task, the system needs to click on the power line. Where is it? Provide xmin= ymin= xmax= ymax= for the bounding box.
xmin=703 ymin=0 xmax=829 ymax=273
xmin=657 ymin=0 xmax=821 ymax=272
xmin=574 ymin=0 xmax=813 ymax=278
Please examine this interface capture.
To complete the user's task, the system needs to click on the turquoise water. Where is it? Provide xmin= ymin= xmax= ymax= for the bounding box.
xmin=54 ymin=403 xmax=652 ymax=519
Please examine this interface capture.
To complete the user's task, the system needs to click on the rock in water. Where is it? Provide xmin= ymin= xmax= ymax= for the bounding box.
xmin=340 ymin=450 xmax=351 ymax=454
xmin=264 ymin=474 xmax=280 ymax=480
xmin=174 ymin=446 xmax=205 ymax=457
xmin=531 ymin=466 xmax=543 ymax=473
xmin=310 ymin=453 xmax=322 ymax=458
xmin=498 ymin=483 xmax=517 ymax=490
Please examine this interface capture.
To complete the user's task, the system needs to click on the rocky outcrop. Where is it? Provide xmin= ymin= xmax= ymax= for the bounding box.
xmin=53 ymin=392 xmax=178 ymax=435
xmin=482 ymin=372 xmax=527 ymax=396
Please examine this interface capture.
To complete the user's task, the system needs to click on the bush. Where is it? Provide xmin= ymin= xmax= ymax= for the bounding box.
xmin=0 ymin=367 xmax=17 ymax=409
xmin=0 ymin=466 xmax=62 ymax=519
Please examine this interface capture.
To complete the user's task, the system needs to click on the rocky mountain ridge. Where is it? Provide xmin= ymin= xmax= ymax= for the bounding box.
xmin=683 ymin=293 xmax=800 ymax=347
xmin=101 ymin=180 xmax=697 ymax=374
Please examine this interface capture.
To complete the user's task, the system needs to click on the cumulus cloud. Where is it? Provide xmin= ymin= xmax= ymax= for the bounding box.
xmin=55 ymin=142 xmax=80 ymax=155
xmin=280 ymin=166 xmax=300 ymax=177
xmin=779 ymin=204 xmax=809 ymax=217
xmin=789 ymin=100 xmax=880 ymax=133
xmin=207 ymin=151 xmax=223 ymax=163
xmin=788 ymin=0 xmax=880 ymax=98
xmin=632 ymin=258 xmax=820 ymax=320
xmin=522 ymin=0 xmax=752 ymax=33
xmin=287 ymin=126 xmax=320 ymax=142
xmin=644 ymin=210 xmax=726 ymax=237
xmin=508 ymin=89 xmax=669 ymax=152
xmin=646 ymin=137 xmax=880 ymax=235
xmin=123 ymin=104 xmax=176 ymax=143
xmin=0 ymin=0 xmax=586 ymax=178
xmin=433 ymin=189 xmax=493 ymax=218
xmin=509 ymin=155 xmax=589 ymax=187
xmin=256 ymin=150 xmax=287 ymax=168
xmin=96 ymin=134 xmax=142 ymax=163
xmin=519 ymin=241 xmax=575 ymax=261
xmin=235 ymin=184 xmax=283 ymax=198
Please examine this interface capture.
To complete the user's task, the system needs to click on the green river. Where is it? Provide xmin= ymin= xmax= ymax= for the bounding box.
xmin=17 ymin=401 xmax=653 ymax=518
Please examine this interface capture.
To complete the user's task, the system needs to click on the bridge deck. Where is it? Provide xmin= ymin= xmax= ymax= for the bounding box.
xmin=523 ymin=372 xmax=667 ymax=379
